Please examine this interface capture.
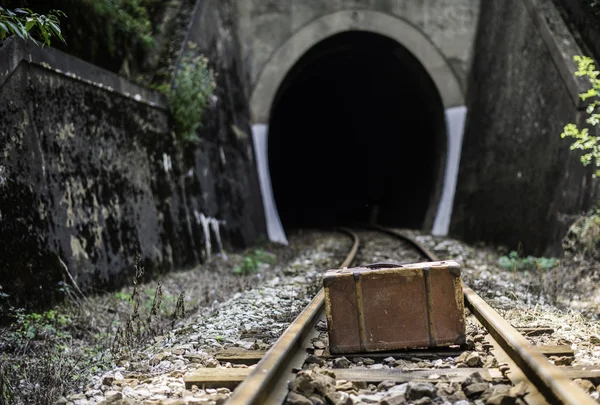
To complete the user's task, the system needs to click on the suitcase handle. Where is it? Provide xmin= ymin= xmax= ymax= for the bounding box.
xmin=364 ymin=262 xmax=404 ymax=269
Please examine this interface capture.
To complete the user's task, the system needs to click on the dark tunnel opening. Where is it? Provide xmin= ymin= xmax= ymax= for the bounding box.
xmin=268 ymin=31 xmax=447 ymax=230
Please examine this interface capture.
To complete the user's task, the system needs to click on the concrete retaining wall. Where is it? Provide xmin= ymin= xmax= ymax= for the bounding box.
xmin=0 ymin=0 xmax=264 ymax=309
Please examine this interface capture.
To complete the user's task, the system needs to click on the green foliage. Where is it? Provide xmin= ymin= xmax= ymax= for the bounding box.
xmin=12 ymin=309 xmax=70 ymax=341
xmin=498 ymin=251 xmax=559 ymax=272
xmin=80 ymin=0 xmax=153 ymax=56
xmin=561 ymin=55 xmax=600 ymax=175
xmin=233 ymin=249 xmax=276 ymax=275
xmin=165 ymin=53 xmax=217 ymax=143
xmin=0 ymin=6 xmax=65 ymax=46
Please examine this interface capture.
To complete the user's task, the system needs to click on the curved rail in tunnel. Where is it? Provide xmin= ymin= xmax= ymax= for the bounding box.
xmin=250 ymin=10 xmax=467 ymax=243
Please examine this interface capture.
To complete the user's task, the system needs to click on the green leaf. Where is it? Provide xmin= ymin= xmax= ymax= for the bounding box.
xmin=48 ymin=21 xmax=61 ymax=35
xmin=24 ymin=19 xmax=34 ymax=32
xmin=6 ymin=21 xmax=24 ymax=39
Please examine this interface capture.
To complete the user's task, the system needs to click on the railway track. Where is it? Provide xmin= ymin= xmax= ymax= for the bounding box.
xmin=184 ymin=227 xmax=598 ymax=405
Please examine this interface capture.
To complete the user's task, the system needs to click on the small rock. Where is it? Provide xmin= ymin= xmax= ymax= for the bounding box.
xmin=205 ymin=358 xmax=220 ymax=368
xmin=574 ymin=378 xmax=596 ymax=393
xmin=289 ymin=372 xmax=314 ymax=397
xmin=462 ymin=372 xmax=485 ymax=388
xmin=214 ymin=394 xmax=229 ymax=405
xmin=333 ymin=357 xmax=351 ymax=369
xmin=336 ymin=380 xmax=354 ymax=391
xmin=357 ymin=394 xmax=382 ymax=403
xmin=309 ymin=395 xmax=326 ymax=405
xmin=104 ymin=391 xmax=122 ymax=402
xmin=463 ymin=383 xmax=488 ymax=398
xmin=377 ymin=380 xmax=396 ymax=391
xmin=590 ymin=335 xmax=600 ymax=345
xmin=102 ymin=375 xmax=115 ymax=386
xmin=68 ymin=394 xmax=87 ymax=401
xmin=114 ymin=371 xmax=124 ymax=381
xmin=286 ymin=392 xmax=312 ymax=405
xmin=305 ymin=354 xmax=326 ymax=366
xmin=313 ymin=341 xmax=326 ymax=350
xmin=216 ymin=388 xmax=230 ymax=394
xmin=312 ymin=371 xmax=336 ymax=396
xmin=150 ymin=352 xmax=168 ymax=366
xmin=412 ymin=398 xmax=433 ymax=405
xmin=325 ymin=391 xmax=353 ymax=405
xmin=551 ymin=356 xmax=573 ymax=366
xmin=387 ymin=383 xmax=408 ymax=395
xmin=54 ymin=397 xmax=68 ymax=405
xmin=85 ymin=389 xmax=102 ymax=398
xmin=379 ymin=393 xmax=406 ymax=405
xmin=371 ymin=363 xmax=384 ymax=370
xmin=465 ymin=352 xmax=482 ymax=367
xmin=353 ymin=357 xmax=374 ymax=365
xmin=405 ymin=382 xmax=436 ymax=400
xmin=383 ymin=357 xmax=396 ymax=364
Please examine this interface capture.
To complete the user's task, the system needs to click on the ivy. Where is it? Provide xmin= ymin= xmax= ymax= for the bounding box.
xmin=0 ymin=6 xmax=66 ymax=46
xmin=561 ymin=56 xmax=600 ymax=176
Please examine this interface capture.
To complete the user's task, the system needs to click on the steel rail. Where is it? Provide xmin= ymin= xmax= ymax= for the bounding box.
xmin=228 ymin=228 xmax=359 ymax=405
xmin=375 ymin=226 xmax=597 ymax=405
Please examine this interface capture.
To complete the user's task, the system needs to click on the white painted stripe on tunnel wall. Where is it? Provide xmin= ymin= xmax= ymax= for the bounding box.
xmin=432 ymin=106 xmax=468 ymax=236
xmin=252 ymin=124 xmax=288 ymax=245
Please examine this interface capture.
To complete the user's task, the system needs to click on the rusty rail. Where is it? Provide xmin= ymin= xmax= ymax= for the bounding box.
xmin=377 ymin=226 xmax=597 ymax=405
xmin=229 ymin=225 xmax=596 ymax=405
xmin=227 ymin=228 xmax=359 ymax=405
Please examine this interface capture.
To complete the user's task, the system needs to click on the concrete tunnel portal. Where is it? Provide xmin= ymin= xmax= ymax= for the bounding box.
xmin=267 ymin=31 xmax=447 ymax=230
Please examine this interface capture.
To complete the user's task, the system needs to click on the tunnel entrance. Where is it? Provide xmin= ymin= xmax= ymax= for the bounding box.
xmin=268 ymin=31 xmax=446 ymax=229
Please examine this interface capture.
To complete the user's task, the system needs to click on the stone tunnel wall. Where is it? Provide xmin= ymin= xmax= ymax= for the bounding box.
xmin=450 ymin=0 xmax=600 ymax=256
xmin=235 ymin=0 xmax=481 ymax=99
xmin=0 ymin=0 xmax=265 ymax=310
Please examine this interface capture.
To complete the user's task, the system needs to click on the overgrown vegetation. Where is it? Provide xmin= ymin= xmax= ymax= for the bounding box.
xmin=233 ymin=248 xmax=276 ymax=275
xmin=163 ymin=52 xmax=217 ymax=143
xmin=561 ymin=56 xmax=600 ymax=175
xmin=0 ymin=6 xmax=65 ymax=46
xmin=498 ymin=250 xmax=559 ymax=272
xmin=1 ymin=0 xmax=179 ymax=75
xmin=0 ymin=253 xmax=186 ymax=405
xmin=0 ymin=241 xmax=280 ymax=404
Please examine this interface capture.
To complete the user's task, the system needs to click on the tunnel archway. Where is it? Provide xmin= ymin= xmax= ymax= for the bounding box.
xmin=268 ymin=31 xmax=447 ymax=229
xmin=249 ymin=10 xmax=467 ymax=243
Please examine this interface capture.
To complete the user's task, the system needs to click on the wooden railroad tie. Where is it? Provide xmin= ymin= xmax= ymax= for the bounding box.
xmin=184 ymin=366 xmax=600 ymax=390
xmin=184 ymin=345 xmax=582 ymax=390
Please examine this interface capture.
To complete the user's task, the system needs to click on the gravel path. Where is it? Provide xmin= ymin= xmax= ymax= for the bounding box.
xmin=58 ymin=229 xmax=600 ymax=405
xmin=59 ymin=230 xmax=352 ymax=405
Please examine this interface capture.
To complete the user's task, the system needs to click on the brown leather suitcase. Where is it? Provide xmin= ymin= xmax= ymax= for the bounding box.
xmin=323 ymin=260 xmax=466 ymax=354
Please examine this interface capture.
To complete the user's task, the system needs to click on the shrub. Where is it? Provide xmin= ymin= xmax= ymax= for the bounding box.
xmin=0 ymin=6 xmax=65 ymax=46
xmin=561 ymin=56 xmax=600 ymax=175
xmin=498 ymin=251 xmax=559 ymax=272
xmin=165 ymin=54 xmax=216 ymax=143
xmin=233 ymin=249 xmax=276 ymax=275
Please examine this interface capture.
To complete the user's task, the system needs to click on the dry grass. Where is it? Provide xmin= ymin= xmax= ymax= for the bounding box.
xmin=0 ymin=233 xmax=318 ymax=405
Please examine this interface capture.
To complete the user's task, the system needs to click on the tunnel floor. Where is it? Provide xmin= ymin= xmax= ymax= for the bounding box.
xmin=268 ymin=31 xmax=446 ymax=230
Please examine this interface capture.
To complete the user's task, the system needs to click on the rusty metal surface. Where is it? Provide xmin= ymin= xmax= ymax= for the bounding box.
xmin=464 ymin=285 xmax=598 ymax=405
xmin=227 ymin=228 xmax=359 ymax=405
xmin=324 ymin=260 xmax=466 ymax=354
xmin=382 ymin=227 xmax=598 ymax=405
